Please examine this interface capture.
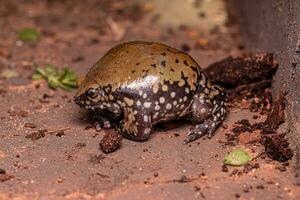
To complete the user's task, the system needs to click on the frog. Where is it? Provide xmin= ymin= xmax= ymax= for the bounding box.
xmin=74 ymin=41 xmax=226 ymax=144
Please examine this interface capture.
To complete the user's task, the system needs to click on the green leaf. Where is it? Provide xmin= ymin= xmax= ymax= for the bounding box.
xmin=31 ymin=73 xmax=43 ymax=80
xmin=35 ymin=68 xmax=47 ymax=77
xmin=31 ymin=64 xmax=77 ymax=91
xmin=224 ymin=149 xmax=251 ymax=166
xmin=58 ymin=83 xmax=74 ymax=91
xmin=0 ymin=69 xmax=19 ymax=79
xmin=47 ymin=76 xmax=60 ymax=89
xmin=18 ymin=28 xmax=40 ymax=42
xmin=45 ymin=64 xmax=57 ymax=75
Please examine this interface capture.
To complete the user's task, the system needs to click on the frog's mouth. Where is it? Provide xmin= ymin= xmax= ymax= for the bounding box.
xmin=83 ymin=104 xmax=98 ymax=110
xmin=74 ymin=95 xmax=98 ymax=110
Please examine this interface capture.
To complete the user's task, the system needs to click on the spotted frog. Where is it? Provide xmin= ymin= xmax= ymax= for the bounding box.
xmin=74 ymin=41 xmax=226 ymax=144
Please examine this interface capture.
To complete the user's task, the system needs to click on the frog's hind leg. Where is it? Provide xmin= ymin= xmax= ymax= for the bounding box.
xmin=118 ymin=107 xmax=153 ymax=141
xmin=184 ymin=85 xmax=226 ymax=144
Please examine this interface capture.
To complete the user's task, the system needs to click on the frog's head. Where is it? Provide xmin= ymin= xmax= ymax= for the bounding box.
xmin=74 ymin=78 xmax=103 ymax=110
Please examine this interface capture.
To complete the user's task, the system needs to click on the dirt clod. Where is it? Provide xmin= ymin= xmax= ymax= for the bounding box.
xmin=242 ymin=162 xmax=260 ymax=174
xmin=256 ymin=185 xmax=265 ymax=189
xmin=24 ymin=122 xmax=37 ymax=129
xmin=194 ymin=185 xmax=201 ymax=191
xmin=243 ymin=187 xmax=250 ymax=193
xmin=8 ymin=109 xmax=29 ymax=117
xmin=262 ymin=133 xmax=293 ymax=162
xmin=205 ymin=53 xmax=278 ymax=88
xmin=260 ymin=93 xmax=293 ymax=162
xmin=55 ymin=131 xmax=65 ymax=137
xmin=0 ymin=168 xmax=6 ymax=174
xmin=99 ymin=131 xmax=123 ymax=154
xmin=263 ymin=92 xmax=286 ymax=131
xmin=178 ymin=175 xmax=189 ymax=183
xmin=25 ymin=129 xmax=47 ymax=141
xmin=222 ymin=164 xmax=229 ymax=172
xmin=230 ymin=169 xmax=239 ymax=176
xmin=0 ymin=173 xmax=14 ymax=182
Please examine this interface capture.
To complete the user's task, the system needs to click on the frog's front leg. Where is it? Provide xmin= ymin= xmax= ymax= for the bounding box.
xmin=94 ymin=117 xmax=111 ymax=130
xmin=118 ymin=107 xmax=152 ymax=141
xmin=92 ymin=102 xmax=122 ymax=130
xmin=184 ymin=85 xmax=226 ymax=144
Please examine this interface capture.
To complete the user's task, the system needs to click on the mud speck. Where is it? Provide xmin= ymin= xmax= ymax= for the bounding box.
xmin=24 ymin=122 xmax=37 ymax=129
xmin=89 ymin=154 xmax=106 ymax=164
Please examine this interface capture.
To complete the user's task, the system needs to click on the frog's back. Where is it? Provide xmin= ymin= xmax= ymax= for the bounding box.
xmin=81 ymin=41 xmax=202 ymax=95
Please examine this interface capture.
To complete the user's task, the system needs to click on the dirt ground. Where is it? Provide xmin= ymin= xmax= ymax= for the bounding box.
xmin=0 ymin=0 xmax=300 ymax=199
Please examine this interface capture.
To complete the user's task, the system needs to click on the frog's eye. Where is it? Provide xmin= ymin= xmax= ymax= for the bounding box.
xmin=87 ymin=88 xmax=97 ymax=99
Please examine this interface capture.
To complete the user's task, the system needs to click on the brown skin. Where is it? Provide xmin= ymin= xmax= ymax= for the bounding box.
xmin=74 ymin=41 xmax=226 ymax=143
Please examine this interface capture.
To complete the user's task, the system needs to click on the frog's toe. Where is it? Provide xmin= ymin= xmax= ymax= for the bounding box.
xmin=102 ymin=120 xmax=111 ymax=129
xmin=183 ymin=125 xmax=207 ymax=144
xmin=184 ymin=109 xmax=225 ymax=144
xmin=94 ymin=117 xmax=111 ymax=131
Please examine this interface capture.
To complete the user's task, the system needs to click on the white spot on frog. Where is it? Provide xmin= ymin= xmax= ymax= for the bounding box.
xmin=170 ymin=92 xmax=176 ymax=98
xmin=144 ymin=102 xmax=152 ymax=108
xmin=155 ymin=105 xmax=160 ymax=110
xmin=166 ymin=103 xmax=172 ymax=110
xmin=185 ymin=87 xmax=190 ymax=94
xmin=143 ymin=115 xmax=149 ymax=122
xmin=159 ymin=97 xmax=165 ymax=104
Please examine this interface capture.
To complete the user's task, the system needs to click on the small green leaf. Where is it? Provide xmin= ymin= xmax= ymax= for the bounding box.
xmin=224 ymin=149 xmax=251 ymax=166
xmin=18 ymin=28 xmax=40 ymax=42
xmin=31 ymin=64 xmax=77 ymax=91
xmin=45 ymin=64 xmax=57 ymax=75
xmin=0 ymin=69 xmax=19 ymax=79
xmin=31 ymin=73 xmax=43 ymax=80
xmin=59 ymin=83 xmax=74 ymax=91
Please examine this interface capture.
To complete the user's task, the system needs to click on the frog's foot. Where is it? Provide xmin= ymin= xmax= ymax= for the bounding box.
xmin=118 ymin=108 xmax=152 ymax=141
xmin=94 ymin=117 xmax=111 ymax=131
xmin=185 ymin=85 xmax=226 ymax=144
xmin=183 ymin=124 xmax=207 ymax=144
xmin=119 ymin=120 xmax=152 ymax=141
xmin=183 ymin=113 xmax=224 ymax=144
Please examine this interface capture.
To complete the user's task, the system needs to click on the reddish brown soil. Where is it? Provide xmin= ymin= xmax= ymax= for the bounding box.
xmin=0 ymin=1 xmax=299 ymax=199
